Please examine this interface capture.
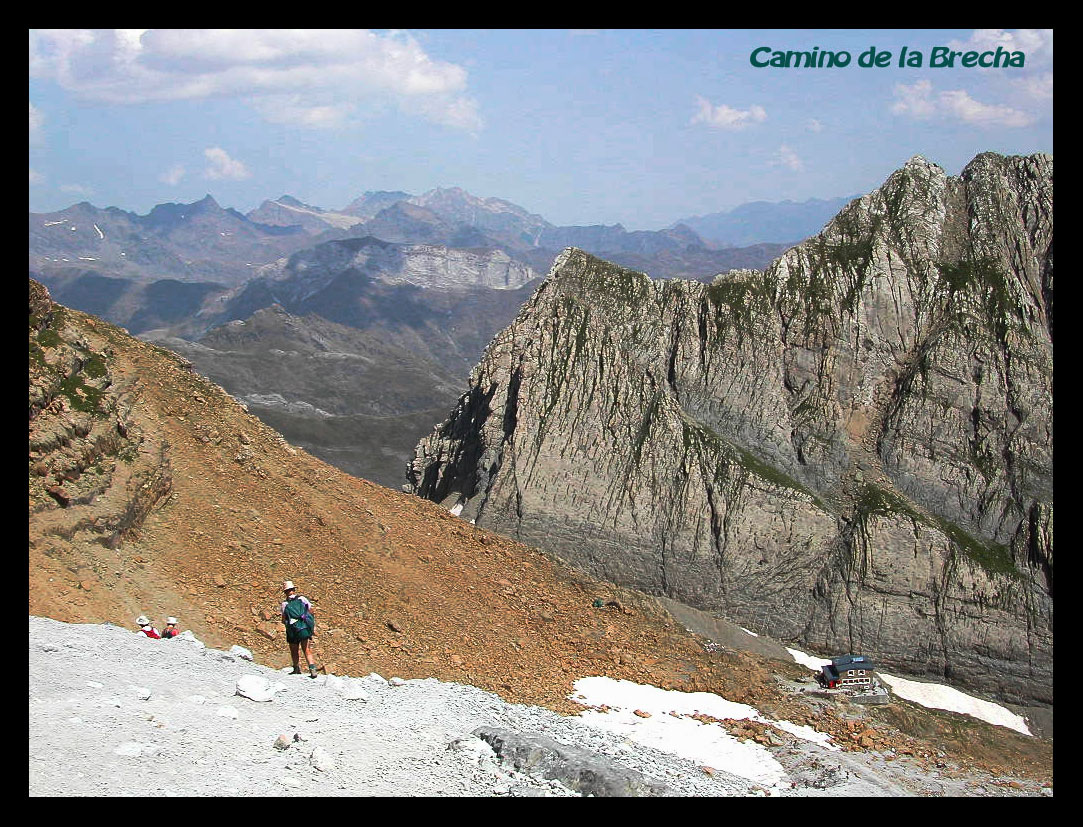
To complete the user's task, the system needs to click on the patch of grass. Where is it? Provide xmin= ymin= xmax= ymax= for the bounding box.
xmin=939 ymin=256 xmax=1023 ymax=345
xmin=855 ymin=483 xmax=1017 ymax=579
xmin=680 ymin=417 xmax=823 ymax=505
xmin=82 ymin=354 xmax=108 ymax=379
xmin=58 ymin=372 xmax=106 ymax=417
xmin=855 ymin=483 xmax=923 ymax=523
xmin=36 ymin=328 xmax=62 ymax=349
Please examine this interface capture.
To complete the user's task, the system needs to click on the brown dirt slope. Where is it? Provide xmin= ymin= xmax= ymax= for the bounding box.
xmin=28 ymin=279 xmax=1051 ymax=783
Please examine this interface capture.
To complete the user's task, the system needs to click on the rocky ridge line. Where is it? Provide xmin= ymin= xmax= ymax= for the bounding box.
xmin=407 ymin=152 xmax=1053 ymax=706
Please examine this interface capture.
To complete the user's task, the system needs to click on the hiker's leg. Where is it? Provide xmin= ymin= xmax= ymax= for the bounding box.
xmin=288 ymin=640 xmax=300 ymax=672
xmin=301 ymin=638 xmax=318 ymax=677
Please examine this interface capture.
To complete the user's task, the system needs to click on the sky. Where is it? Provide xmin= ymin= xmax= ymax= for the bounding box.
xmin=29 ymin=29 xmax=1053 ymax=230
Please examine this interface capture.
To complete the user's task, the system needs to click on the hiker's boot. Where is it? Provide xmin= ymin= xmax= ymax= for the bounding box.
xmin=309 ymin=663 xmax=318 ymax=679
xmin=291 ymin=662 xmax=302 ymax=675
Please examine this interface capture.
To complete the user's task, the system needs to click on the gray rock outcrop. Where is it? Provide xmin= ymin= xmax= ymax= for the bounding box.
xmin=407 ymin=152 xmax=1053 ymax=706
xmin=473 ymin=726 xmax=674 ymax=796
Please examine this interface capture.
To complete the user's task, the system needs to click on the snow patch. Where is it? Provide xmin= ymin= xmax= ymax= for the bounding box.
xmin=787 ymin=647 xmax=832 ymax=672
xmin=878 ymin=673 xmax=1031 ymax=736
xmin=571 ymin=676 xmax=838 ymax=790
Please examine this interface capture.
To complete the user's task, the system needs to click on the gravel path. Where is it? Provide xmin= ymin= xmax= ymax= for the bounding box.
xmin=28 ymin=617 xmax=1050 ymax=797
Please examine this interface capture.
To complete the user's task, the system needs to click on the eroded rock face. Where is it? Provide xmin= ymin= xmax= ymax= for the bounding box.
xmin=407 ymin=153 xmax=1053 ymax=705
xmin=29 ymin=279 xmax=174 ymax=551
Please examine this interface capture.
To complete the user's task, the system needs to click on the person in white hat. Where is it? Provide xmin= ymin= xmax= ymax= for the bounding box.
xmin=280 ymin=581 xmax=318 ymax=677
xmin=135 ymin=615 xmax=161 ymax=639
xmin=161 ymin=617 xmax=180 ymax=639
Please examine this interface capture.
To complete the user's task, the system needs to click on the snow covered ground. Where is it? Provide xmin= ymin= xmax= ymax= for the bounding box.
xmin=571 ymin=676 xmax=836 ymax=793
xmin=877 ymin=674 xmax=1031 ymax=736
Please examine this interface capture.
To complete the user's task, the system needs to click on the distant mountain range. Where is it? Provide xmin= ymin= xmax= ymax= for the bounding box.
xmin=29 ymin=195 xmax=320 ymax=287
xmin=675 ymin=196 xmax=859 ymax=247
xmin=29 ymin=184 xmax=834 ymax=486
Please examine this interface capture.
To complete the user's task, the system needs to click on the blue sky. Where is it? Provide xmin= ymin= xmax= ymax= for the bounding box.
xmin=29 ymin=29 xmax=1053 ymax=229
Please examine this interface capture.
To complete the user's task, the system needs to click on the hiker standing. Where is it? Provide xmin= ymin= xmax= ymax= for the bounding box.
xmin=135 ymin=615 xmax=160 ymax=639
xmin=280 ymin=581 xmax=318 ymax=678
xmin=160 ymin=617 xmax=180 ymax=639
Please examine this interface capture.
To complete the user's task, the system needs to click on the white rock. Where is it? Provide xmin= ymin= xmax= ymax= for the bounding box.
xmin=278 ymin=776 xmax=302 ymax=789
xmin=236 ymin=675 xmax=276 ymax=702
xmin=389 ymin=677 xmax=407 ymax=687
xmin=216 ymin=706 xmax=239 ymax=719
xmin=309 ymin=746 xmax=334 ymax=772
xmin=229 ymin=645 xmax=254 ymax=661
xmin=129 ymin=685 xmax=152 ymax=700
xmin=86 ymin=681 xmax=104 ymax=689
xmin=325 ymin=675 xmax=369 ymax=702
xmin=176 ymin=630 xmax=206 ymax=650
xmin=187 ymin=695 xmax=207 ymax=705
xmin=447 ymin=735 xmax=497 ymax=765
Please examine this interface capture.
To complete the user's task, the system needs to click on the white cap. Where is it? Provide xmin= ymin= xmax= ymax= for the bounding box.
xmin=283 ymin=581 xmax=295 ymax=592
xmin=166 ymin=617 xmax=178 ymax=625
xmin=136 ymin=615 xmax=150 ymax=626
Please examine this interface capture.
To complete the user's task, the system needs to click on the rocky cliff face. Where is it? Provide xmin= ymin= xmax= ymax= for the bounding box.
xmin=407 ymin=153 xmax=1053 ymax=706
xmin=253 ymin=235 xmax=539 ymax=293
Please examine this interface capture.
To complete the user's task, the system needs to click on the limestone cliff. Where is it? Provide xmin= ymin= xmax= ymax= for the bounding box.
xmin=407 ymin=153 xmax=1053 ymax=705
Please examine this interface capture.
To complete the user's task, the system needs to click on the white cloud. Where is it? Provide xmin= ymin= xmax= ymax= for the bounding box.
xmin=252 ymin=95 xmax=354 ymax=129
xmin=159 ymin=164 xmax=186 ymax=186
xmin=1014 ymin=71 xmax=1053 ymax=101
xmin=691 ymin=96 xmax=766 ymax=130
xmin=944 ymin=29 xmax=1052 ymax=116
xmin=948 ymin=29 xmax=1053 ymax=65
xmin=29 ymin=168 xmax=44 ymax=185
xmin=890 ymin=80 xmax=937 ymax=119
xmin=938 ymin=89 xmax=1033 ymax=127
xmin=60 ymin=183 xmax=93 ymax=196
xmin=30 ymin=101 xmax=44 ymax=143
xmin=28 ymin=28 xmax=482 ymax=132
xmin=203 ymin=147 xmax=250 ymax=181
xmin=806 ymin=118 xmax=824 ymax=133
xmin=891 ymin=80 xmax=1032 ymax=128
xmin=770 ymin=145 xmax=804 ymax=172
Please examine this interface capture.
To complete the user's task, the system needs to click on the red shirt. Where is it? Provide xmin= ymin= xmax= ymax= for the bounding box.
xmin=139 ymin=626 xmax=161 ymax=639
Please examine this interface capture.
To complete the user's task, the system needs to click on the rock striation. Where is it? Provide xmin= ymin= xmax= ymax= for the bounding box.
xmin=407 ymin=153 xmax=1053 ymax=706
xmin=29 ymin=279 xmax=174 ymax=555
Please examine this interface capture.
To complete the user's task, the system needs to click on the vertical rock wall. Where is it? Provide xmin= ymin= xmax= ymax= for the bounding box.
xmin=408 ymin=153 xmax=1053 ymax=705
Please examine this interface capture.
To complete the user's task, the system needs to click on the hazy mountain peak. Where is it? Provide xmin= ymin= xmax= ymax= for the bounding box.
xmin=276 ymin=195 xmax=312 ymax=209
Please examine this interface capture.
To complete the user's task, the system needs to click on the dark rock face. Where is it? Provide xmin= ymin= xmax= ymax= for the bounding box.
xmin=408 ymin=153 xmax=1053 ymax=706
xmin=472 ymin=727 xmax=673 ymax=796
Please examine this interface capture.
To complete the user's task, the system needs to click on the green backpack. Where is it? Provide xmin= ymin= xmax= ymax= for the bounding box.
xmin=284 ymin=597 xmax=314 ymax=639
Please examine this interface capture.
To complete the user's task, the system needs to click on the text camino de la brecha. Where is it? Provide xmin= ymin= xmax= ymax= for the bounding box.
xmin=750 ymin=45 xmax=1026 ymax=69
